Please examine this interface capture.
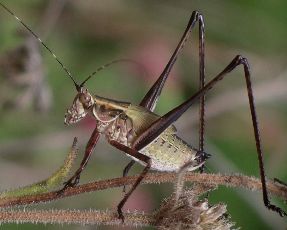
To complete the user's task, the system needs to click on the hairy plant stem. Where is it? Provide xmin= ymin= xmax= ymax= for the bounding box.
xmin=0 ymin=172 xmax=286 ymax=209
xmin=0 ymin=209 xmax=152 ymax=226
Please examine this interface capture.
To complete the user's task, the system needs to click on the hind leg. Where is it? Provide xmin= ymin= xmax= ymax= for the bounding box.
xmin=123 ymin=10 xmax=207 ymax=179
xmin=133 ymin=55 xmax=286 ymax=217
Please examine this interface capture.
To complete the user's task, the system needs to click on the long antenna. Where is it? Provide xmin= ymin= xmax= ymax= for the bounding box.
xmin=80 ymin=59 xmax=147 ymax=87
xmin=0 ymin=3 xmax=147 ymax=92
xmin=0 ymin=2 xmax=81 ymax=91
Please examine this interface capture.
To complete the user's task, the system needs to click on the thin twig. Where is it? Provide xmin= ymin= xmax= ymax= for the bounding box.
xmin=0 ymin=172 xmax=286 ymax=208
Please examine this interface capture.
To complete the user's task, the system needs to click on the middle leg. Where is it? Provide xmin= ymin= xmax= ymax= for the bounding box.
xmin=108 ymin=140 xmax=151 ymax=222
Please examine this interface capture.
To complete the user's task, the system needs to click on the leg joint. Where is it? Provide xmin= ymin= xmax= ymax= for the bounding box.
xmin=235 ymin=55 xmax=249 ymax=66
xmin=191 ymin=10 xmax=200 ymax=20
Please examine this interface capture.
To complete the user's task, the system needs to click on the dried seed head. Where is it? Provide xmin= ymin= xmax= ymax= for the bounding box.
xmin=154 ymin=184 xmax=236 ymax=230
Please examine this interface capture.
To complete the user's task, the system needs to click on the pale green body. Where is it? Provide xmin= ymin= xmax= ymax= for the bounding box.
xmin=121 ymin=104 xmax=201 ymax=172
xmin=66 ymin=93 xmax=203 ymax=173
xmin=139 ymin=129 xmax=200 ymax=172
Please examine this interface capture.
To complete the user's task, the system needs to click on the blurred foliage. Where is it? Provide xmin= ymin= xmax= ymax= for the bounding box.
xmin=0 ymin=0 xmax=287 ymax=229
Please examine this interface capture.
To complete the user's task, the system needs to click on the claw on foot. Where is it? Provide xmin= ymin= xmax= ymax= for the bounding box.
xmin=274 ymin=178 xmax=287 ymax=187
xmin=57 ymin=175 xmax=80 ymax=196
xmin=117 ymin=207 xmax=125 ymax=223
xmin=267 ymin=203 xmax=287 ymax=217
xmin=56 ymin=187 xmax=67 ymax=196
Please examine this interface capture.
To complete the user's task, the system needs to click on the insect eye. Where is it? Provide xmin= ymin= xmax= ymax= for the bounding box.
xmin=78 ymin=93 xmax=93 ymax=109
xmin=78 ymin=94 xmax=90 ymax=108
xmin=79 ymin=93 xmax=89 ymax=103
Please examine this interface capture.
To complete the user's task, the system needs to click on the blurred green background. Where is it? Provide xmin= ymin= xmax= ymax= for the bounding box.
xmin=0 ymin=0 xmax=287 ymax=229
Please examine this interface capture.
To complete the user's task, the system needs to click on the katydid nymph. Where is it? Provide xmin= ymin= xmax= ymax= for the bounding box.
xmin=0 ymin=2 xmax=286 ymax=222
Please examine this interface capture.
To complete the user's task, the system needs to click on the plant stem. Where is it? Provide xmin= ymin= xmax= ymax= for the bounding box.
xmin=0 ymin=172 xmax=286 ymax=208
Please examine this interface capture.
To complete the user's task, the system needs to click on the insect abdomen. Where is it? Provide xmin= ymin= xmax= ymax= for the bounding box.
xmin=139 ymin=130 xmax=202 ymax=172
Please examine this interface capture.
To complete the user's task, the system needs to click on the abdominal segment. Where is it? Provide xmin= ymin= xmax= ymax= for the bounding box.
xmin=138 ymin=132 xmax=202 ymax=172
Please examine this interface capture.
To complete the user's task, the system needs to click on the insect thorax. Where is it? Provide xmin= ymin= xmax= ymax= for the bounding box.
xmin=92 ymin=99 xmax=136 ymax=146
